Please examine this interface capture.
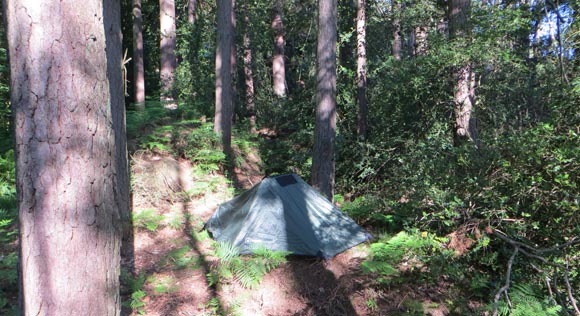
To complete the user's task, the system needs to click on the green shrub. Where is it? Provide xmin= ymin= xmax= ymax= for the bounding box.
xmin=0 ymin=150 xmax=17 ymax=315
xmin=362 ymin=231 xmax=452 ymax=285
xmin=494 ymin=284 xmax=562 ymax=316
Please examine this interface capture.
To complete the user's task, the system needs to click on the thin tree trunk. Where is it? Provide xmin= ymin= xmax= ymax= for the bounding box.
xmin=231 ymin=0 xmax=237 ymax=120
xmin=215 ymin=0 xmax=234 ymax=152
xmin=356 ymin=0 xmax=368 ymax=139
xmin=312 ymin=0 xmax=337 ymax=200
xmin=188 ymin=0 xmax=197 ymax=24
xmin=242 ymin=5 xmax=257 ymax=132
xmin=133 ymin=0 xmax=146 ymax=105
xmin=272 ymin=0 xmax=287 ymax=97
xmin=449 ymin=0 xmax=478 ymax=146
xmin=5 ymin=0 xmax=129 ymax=314
xmin=453 ymin=63 xmax=478 ymax=144
xmin=392 ymin=0 xmax=402 ymax=60
xmin=160 ymin=0 xmax=177 ymax=105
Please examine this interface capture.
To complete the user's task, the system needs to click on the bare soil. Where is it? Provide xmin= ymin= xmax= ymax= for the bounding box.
xmin=124 ymin=148 xmax=457 ymax=316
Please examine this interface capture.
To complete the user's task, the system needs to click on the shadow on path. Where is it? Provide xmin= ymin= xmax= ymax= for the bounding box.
xmin=178 ymin=160 xmax=226 ymax=314
xmin=280 ymin=174 xmax=359 ymax=316
xmin=288 ymin=256 xmax=360 ymax=316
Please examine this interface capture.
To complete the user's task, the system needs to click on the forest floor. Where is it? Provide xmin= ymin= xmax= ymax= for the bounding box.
xmin=122 ymin=139 xmax=454 ymax=316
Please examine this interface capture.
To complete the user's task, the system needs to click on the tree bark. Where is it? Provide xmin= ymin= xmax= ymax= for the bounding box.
xmin=133 ymin=0 xmax=146 ymax=105
xmin=312 ymin=0 xmax=337 ymax=201
xmin=356 ymin=0 xmax=368 ymax=139
xmin=453 ymin=62 xmax=478 ymax=144
xmin=272 ymin=0 xmax=287 ymax=97
xmin=188 ymin=0 xmax=197 ymax=24
xmin=392 ymin=0 xmax=402 ymax=60
xmin=242 ymin=5 xmax=257 ymax=132
xmin=215 ymin=0 xmax=234 ymax=152
xmin=5 ymin=0 xmax=129 ymax=315
xmin=230 ymin=0 xmax=237 ymax=119
xmin=449 ymin=0 xmax=478 ymax=146
xmin=160 ymin=0 xmax=177 ymax=105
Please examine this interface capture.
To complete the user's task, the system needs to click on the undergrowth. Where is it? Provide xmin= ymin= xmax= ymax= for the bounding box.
xmin=0 ymin=149 xmax=17 ymax=315
xmin=208 ymin=242 xmax=288 ymax=289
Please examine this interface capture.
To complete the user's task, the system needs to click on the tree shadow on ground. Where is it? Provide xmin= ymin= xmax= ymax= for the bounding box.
xmin=120 ymin=152 xmax=225 ymax=316
xmin=287 ymin=256 xmax=360 ymax=316
xmin=280 ymin=174 xmax=360 ymax=316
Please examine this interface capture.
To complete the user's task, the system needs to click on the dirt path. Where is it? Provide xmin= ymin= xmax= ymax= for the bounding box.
xmin=125 ymin=151 xmax=377 ymax=316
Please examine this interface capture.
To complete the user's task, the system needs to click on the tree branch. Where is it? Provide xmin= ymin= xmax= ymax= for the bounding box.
xmin=491 ymin=228 xmax=580 ymax=313
xmin=564 ymin=263 xmax=580 ymax=316
xmin=493 ymin=246 xmax=518 ymax=316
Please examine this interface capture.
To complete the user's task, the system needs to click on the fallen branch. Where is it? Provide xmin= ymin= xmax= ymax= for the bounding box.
xmin=493 ymin=246 xmax=518 ymax=316
xmin=492 ymin=229 xmax=580 ymax=255
xmin=564 ymin=262 xmax=580 ymax=316
xmin=491 ymin=229 xmax=580 ymax=315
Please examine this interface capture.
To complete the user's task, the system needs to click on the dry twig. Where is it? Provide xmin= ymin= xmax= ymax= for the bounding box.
xmin=491 ymin=228 xmax=580 ymax=315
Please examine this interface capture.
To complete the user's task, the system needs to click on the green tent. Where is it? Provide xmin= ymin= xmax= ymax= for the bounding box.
xmin=204 ymin=174 xmax=371 ymax=258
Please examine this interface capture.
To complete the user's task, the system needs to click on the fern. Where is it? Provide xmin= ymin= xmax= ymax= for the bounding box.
xmin=367 ymin=231 xmax=437 ymax=262
xmin=165 ymin=246 xmax=198 ymax=270
xmin=233 ymin=261 xmax=264 ymax=289
xmin=133 ymin=208 xmax=164 ymax=232
xmin=214 ymin=241 xmax=240 ymax=262
xmin=211 ymin=242 xmax=287 ymax=289
xmin=496 ymin=284 xmax=562 ymax=316
xmin=201 ymin=297 xmax=222 ymax=315
xmin=362 ymin=230 xmax=446 ymax=283
xmin=129 ymin=290 xmax=147 ymax=315
xmin=252 ymin=246 xmax=289 ymax=271
xmin=206 ymin=271 xmax=220 ymax=288
xmin=361 ymin=260 xmax=398 ymax=276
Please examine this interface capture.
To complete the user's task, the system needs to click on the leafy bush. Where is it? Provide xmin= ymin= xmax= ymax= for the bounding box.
xmin=178 ymin=122 xmax=226 ymax=173
xmin=0 ymin=150 xmax=17 ymax=315
xmin=362 ymin=231 xmax=452 ymax=285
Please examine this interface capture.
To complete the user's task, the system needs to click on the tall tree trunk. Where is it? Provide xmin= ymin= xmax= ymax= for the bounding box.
xmin=449 ymin=0 xmax=477 ymax=146
xmin=312 ymin=0 xmax=337 ymax=200
xmin=133 ymin=0 xmax=146 ymax=105
xmin=453 ymin=62 xmax=477 ymax=144
xmin=231 ymin=0 xmax=237 ymax=119
xmin=242 ymin=5 xmax=257 ymax=132
xmin=188 ymin=0 xmax=197 ymax=24
xmin=356 ymin=0 xmax=368 ymax=139
xmin=272 ymin=0 xmax=287 ymax=97
xmin=392 ymin=0 xmax=402 ymax=60
xmin=215 ymin=0 xmax=234 ymax=152
xmin=5 ymin=0 xmax=129 ymax=315
xmin=160 ymin=0 xmax=177 ymax=105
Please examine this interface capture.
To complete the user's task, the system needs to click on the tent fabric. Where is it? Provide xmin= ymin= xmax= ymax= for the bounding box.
xmin=204 ymin=174 xmax=371 ymax=258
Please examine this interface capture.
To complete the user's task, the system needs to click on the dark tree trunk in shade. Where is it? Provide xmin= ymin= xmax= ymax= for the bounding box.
xmin=133 ymin=0 xmax=146 ymax=105
xmin=242 ymin=5 xmax=257 ymax=132
xmin=312 ymin=0 xmax=337 ymax=201
xmin=5 ymin=0 xmax=130 ymax=314
xmin=188 ymin=0 xmax=197 ymax=24
xmin=215 ymin=0 xmax=234 ymax=152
